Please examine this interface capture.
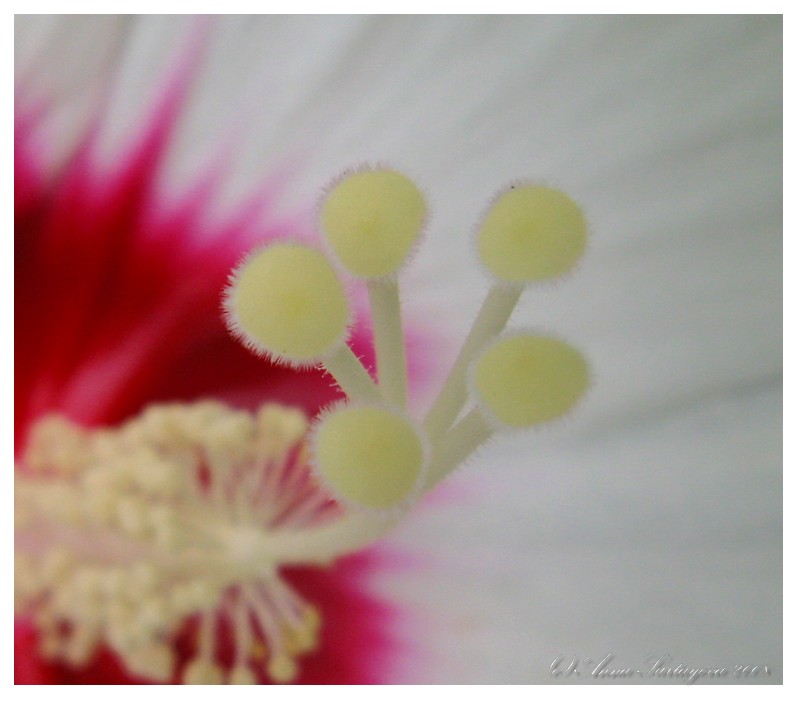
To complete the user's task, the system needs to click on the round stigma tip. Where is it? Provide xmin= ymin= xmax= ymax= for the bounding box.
xmin=321 ymin=169 xmax=426 ymax=278
xmin=314 ymin=405 xmax=425 ymax=510
xmin=225 ymin=243 xmax=350 ymax=365
xmin=472 ymin=334 xmax=589 ymax=428
xmin=477 ymin=185 xmax=587 ymax=283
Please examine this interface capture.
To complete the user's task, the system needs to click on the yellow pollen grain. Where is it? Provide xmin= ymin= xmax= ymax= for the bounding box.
xmin=268 ymin=654 xmax=298 ymax=684
xmin=15 ymin=401 xmax=327 ymax=686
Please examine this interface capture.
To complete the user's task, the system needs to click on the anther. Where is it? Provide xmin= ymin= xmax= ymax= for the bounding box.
xmin=15 ymin=402 xmax=334 ymax=685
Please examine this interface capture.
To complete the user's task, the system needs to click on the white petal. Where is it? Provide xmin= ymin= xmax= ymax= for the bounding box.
xmin=378 ymin=384 xmax=780 ymax=682
xmin=15 ymin=15 xmax=132 ymax=169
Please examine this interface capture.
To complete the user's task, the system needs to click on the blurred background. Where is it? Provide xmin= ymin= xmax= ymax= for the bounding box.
xmin=15 ymin=15 xmax=781 ymax=683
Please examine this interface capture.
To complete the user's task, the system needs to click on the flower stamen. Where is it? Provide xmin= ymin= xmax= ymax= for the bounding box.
xmin=16 ymin=402 xmax=335 ymax=684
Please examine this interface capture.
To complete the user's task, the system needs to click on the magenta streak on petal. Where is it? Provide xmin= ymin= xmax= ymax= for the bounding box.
xmin=15 ymin=26 xmax=418 ymax=683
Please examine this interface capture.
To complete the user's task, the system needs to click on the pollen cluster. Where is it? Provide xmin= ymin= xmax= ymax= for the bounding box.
xmin=16 ymin=403 xmax=330 ymax=684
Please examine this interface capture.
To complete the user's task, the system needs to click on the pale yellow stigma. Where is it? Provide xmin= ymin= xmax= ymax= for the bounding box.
xmin=472 ymin=334 xmax=590 ymax=428
xmin=314 ymin=405 xmax=426 ymax=510
xmin=256 ymin=170 xmax=588 ymax=508
xmin=477 ymin=185 xmax=587 ymax=283
xmin=226 ymin=243 xmax=350 ymax=365
xmin=224 ymin=170 xmax=590 ymax=517
xmin=16 ymin=402 xmax=327 ymax=684
xmin=320 ymin=169 xmax=427 ymax=408
xmin=225 ymin=242 xmax=381 ymax=404
xmin=321 ymin=168 xmax=426 ymax=279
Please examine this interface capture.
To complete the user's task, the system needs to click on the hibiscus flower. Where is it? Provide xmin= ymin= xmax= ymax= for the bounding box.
xmin=15 ymin=17 xmax=590 ymax=684
xmin=15 ymin=15 xmax=781 ymax=685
